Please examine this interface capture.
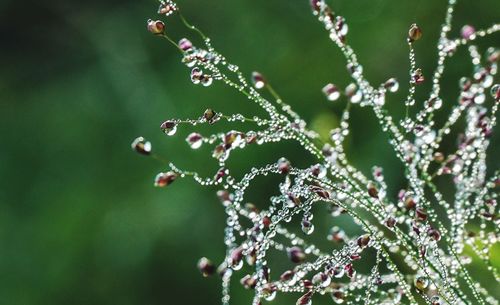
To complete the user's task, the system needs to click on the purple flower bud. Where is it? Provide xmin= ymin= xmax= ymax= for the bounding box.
xmin=197 ymin=257 xmax=215 ymax=277
xmin=461 ymin=25 xmax=475 ymax=40
xmin=178 ymin=38 xmax=193 ymax=51
xmin=147 ymin=19 xmax=165 ymax=35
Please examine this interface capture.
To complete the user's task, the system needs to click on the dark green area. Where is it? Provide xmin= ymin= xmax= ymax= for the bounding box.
xmin=1 ymin=0 xmax=499 ymax=304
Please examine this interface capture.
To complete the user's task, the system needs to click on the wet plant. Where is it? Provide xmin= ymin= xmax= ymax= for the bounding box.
xmin=133 ymin=0 xmax=499 ymax=304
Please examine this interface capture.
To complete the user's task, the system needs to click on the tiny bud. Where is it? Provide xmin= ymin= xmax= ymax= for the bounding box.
xmin=160 ymin=120 xmax=177 ymax=136
xmin=280 ymin=270 xmax=295 ymax=282
xmin=433 ymin=152 xmax=445 ymax=162
xmin=131 ymin=136 xmax=152 ymax=155
xmin=197 ymin=257 xmax=215 ymax=277
xmin=302 ymin=279 xmax=314 ymax=290
xmin=147 ymin=19 xmax=165 ymax=35
xmin=414 ymin=276 xmax=429 ymax=291
xmin=240 ymin=274 xmax=257 ymax=289
xmin=385 ymin=216 xmax=397 ymax=228
xmin=277 ymin=157 xmax=291 ymax=174
xmin=322 ymin=83 xmax=340 ymax=101
xmin=251 ymin=72 xmax=266 ymax=89
xmin=413 ymin=68 xmax=425 ymax=84
xmin=178 ymin=38 xmax=193 ymax=51
xmin=384 ymin=78 xmax=399 ymax=92
xmin=461 ymin=25 xmax=475 ymax=40
xmin=311 ymin=186 xmax=330 ymax=199
xmin=203 ymin=108 xmax=217 ymax=123
xmin=367 ymin=183 xmax=379 ymax=199
xmin=296 ymin=291 xmax=313 ymax=305
xmin=186 ymin=132 xmax=203 ymax=149
xmin=287 ymin=246 xmax=306 ymax=263
xmin=427 ymin=227 xmax=441 ymax=241
xmin=491 ymin=84 xmax=500 ymax=101
xmin=405 ymin=197 xmax=416 ymax=210
xmin=415 ymin=207 xmax=428 ymax=221
xmin=408 ymin=23 xmax=422 ymax=42
xmin=230 ymin=246 xmax=244 ymax=270
xmin=154 ymin=171 xmax=177 ymax=187
xmin=356 ymin=234 xmax=370 ymax=248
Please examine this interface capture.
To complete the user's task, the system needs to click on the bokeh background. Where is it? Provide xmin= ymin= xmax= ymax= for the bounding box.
xmin=1 ymin=0 xmax=499 ymax=304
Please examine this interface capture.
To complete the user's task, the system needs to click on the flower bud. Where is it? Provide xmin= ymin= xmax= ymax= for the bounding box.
xmin=131 ymin=137 xmax=152 ymax=155
xmin=408 ymin=23 xmax=422 ymax=42
xmin=147 ymin=19 xmax=165 ymax=35
xmin=197 ymin=257 xmax=215 ymax=277
xmin=154 ymin=171 xmax=177 ymax=187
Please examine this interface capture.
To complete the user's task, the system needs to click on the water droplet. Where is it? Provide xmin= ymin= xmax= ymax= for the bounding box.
xmin=277 ymin=157 xmax=291 ymax=174
xmin=160 ymin=120 xmax=177 ymax=135
xmin=186 ymin=132 xmax=203 ymax=149
xmin=131 ymin=136 xmax=152 ymax=155
xmin=323 ymin=83 xmax=340 ymax=101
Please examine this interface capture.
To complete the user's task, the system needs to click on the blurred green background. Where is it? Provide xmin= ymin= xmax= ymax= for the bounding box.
xmin=1 ymin=0 xmax=499 ymax=304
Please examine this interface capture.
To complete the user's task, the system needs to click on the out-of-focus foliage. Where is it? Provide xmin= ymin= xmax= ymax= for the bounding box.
xmin=0 ymin=0 xmax=498 ymax=304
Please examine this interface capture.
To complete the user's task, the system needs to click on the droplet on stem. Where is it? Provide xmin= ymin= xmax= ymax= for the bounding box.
xmin=251 ymin=72 xmax=266 ymax=89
